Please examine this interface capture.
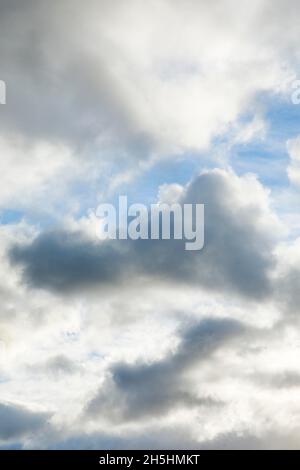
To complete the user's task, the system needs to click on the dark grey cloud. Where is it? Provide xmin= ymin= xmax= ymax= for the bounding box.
xmin=182 ymin=171 xmax=275 ymax=299
xmin=274 ymin=267 xmax=300 ymax=316
xmin=9 ymin=230 xmax=132 ymax=292
xmin=85 ymin=317 xmax=246 ymax=422
xmin=9 ymin=170 xmax=276 ymax=301
xmin=0 ymin=402 xmax=50 ymax=442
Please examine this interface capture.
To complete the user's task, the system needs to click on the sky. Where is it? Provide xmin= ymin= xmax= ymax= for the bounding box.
xmin=1 ymin=0 xmax=300 ymax=450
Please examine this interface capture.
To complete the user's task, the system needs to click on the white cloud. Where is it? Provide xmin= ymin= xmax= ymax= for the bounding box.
xmin=0 ymin=0 xmax=296 ymax=158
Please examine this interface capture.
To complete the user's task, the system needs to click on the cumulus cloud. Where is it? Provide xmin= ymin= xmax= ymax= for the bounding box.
xmin=0 ymin=402 xmax=49 ymax=443
xmin=85 ymin=317 xmax=245 ymax=422
xmin=1 ymin=0 xmax=288 ymax=153
xmin=1 ymin=0 xmax=300 ymax=451
xmin=0 ymin=0 xmax=299 ymax=213
xmin=9 ymin=169 xmax=282 ymax=301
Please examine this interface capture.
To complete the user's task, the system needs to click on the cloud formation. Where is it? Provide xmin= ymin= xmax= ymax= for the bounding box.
xmin=0 ymin=402 xmax=49 ymax=443
xmin=9 ymin=169 xmax=281 ymax=301
xmin=1 ymin=0 xmax=300 ymax=451
xmin=85 ymin=317 xmax=245 ymax=422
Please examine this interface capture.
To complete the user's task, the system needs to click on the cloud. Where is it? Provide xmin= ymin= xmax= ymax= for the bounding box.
xmin=287 ymin=136 xmax=300 ymax=187
xmin=0 ymin=0 xmax=298 ymax=212
xmin=1 ymin=0 xmax=300 ymax=451
xmin=254 ymin=371 xmax=300 ymax=389
xmin=0 ymin=402 xmax=49 ymax=442
xmin=85 ymin=317 xmax=246 ymax=422
xmin=272 ymin=237 xmax=300 ymax=316
xmin=28 ymin=355 xmax=82 ymax=378
xmin=0 ymin=137 xmax=74 ymax=210
xmin=9 ymin=169 xmax=281 ymax=301
xmin=34 ymin=425 xmax=201 ymax=450
xmin=0 ymin=0 xmax=295 ymax=158
xmin=197 ymin=428 xmax=300 ymax=450
xmin=29 ymin=424 xmax=300 ymax=450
